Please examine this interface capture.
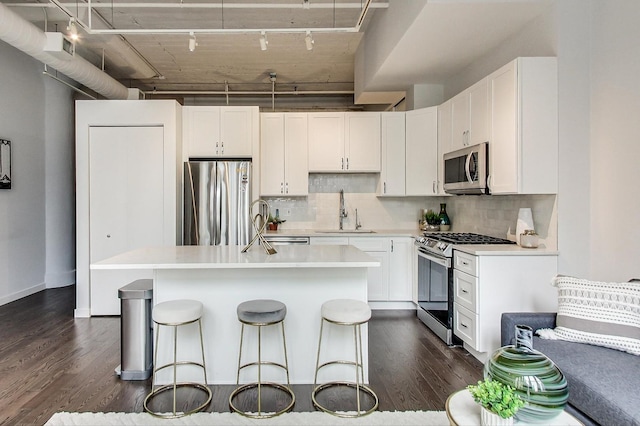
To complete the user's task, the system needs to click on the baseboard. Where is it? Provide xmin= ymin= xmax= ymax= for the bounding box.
xmin=74 ymin=308 xmax=91 ymax=318
xmin=45 ymin=269 xmax=76 ymax=288
xmin=0 ymin=282 xmax=47 ymax=307
xmin=368 ymin=301 xmax=415 ymax=310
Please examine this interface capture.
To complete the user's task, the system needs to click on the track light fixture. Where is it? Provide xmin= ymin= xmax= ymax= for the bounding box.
xmin=189 ymin=32 xmax=197 ymax=52
xmin=305 ymin=30 xmax=314 ymax=51
xmin=67 ymin=17 xmax=79 ymax=41
xmin=259 ymin=31 xmax=268 ymax=51
xmin=302 ymin=0 xmax=310 ymax=10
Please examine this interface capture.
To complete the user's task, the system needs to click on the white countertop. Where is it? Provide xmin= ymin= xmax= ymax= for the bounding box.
xmin=91 ymin=245 xmax=381 ymax=270
xmin=454 ymin=244 xmax=558 ymax=256
xmin=266 ymin=229 xmax=419 ymax=237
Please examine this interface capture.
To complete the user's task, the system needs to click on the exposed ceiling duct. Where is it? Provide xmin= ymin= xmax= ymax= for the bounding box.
xmin=0 ymin=3 xmax=129 ymax=100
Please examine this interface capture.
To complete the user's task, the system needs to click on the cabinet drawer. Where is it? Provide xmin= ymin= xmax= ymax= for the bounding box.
xmin=454 ymin=303 xmax=478 ymax=349
xmin=349 ymin=237 xmax=388 ymax=252
xmin=454 ymin=269 xmax=477 ymax=312
xmin=454 ymin=251 xmax=478 ymax=276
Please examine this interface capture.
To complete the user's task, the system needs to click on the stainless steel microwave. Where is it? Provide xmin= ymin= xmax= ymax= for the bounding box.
xmin=443 ymin=142 xmax=489 ymax=195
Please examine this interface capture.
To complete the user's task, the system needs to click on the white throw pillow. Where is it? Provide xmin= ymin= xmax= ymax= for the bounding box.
xmin=550 ymin=275 xmax=640 ymax=356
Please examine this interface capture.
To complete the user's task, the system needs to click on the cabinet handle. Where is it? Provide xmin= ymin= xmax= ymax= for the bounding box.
xmin=346 ymin=158 xmax=349 ymax=170
xmin=432 ymin=181 xmax=436 ymax=194
xmin=106 ymin=234 xmax=111 ymax=238
xmin=460 ymin=322 xmax=469 ymax=328
xmin=384 ymin=182 xmax=387 ymax=194
xmin=391 ymin=240 xmax=394 ymax=252
xmin=280 ymin=182 xmax=284 ymax=194
xmin=285 ymin=182 xmax=289 ymax=194
xmin=341 ymin=157 xmax=344 ymax=170
xmin=461 ymin=289 xmax=468 ymax=293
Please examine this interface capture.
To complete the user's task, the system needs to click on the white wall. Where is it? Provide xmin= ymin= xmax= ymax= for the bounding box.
xmin=440 ymin=1 xmax=592 ymax=277
xmin=588 ymin=1 xmax=640 ymax=281
xmin=44 ymin=77 xmax=77 ymax=288
xmin=0 ymin=40 xmax=76 ymax=306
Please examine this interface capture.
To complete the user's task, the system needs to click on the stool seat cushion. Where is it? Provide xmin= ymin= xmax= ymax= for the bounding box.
xmin=321 ymin=299 xmax=371 ymax=324
xmin=237 ymin=299 xmax=287 ymax=324
xmin=153 ymin=300 xmax=203 ymax=324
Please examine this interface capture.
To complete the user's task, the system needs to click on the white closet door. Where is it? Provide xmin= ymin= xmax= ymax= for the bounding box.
xmin=89 ymin=126 xmax=165 ymax=263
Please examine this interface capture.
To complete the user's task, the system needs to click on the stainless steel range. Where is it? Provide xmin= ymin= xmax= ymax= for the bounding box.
xmin=414 ymin=232 xmax=515 ymax=345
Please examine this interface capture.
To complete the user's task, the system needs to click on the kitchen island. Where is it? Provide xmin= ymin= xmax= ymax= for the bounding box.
xmin=91 ymin=244 xmax=380 ymax=385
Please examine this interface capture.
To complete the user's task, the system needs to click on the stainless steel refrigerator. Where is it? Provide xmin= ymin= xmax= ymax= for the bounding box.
xmin=183 ymin=160 xmax=252 ymax=246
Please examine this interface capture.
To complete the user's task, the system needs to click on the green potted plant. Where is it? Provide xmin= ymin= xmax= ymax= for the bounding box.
xmin=267 ymin=214 xmax=285 ymax=231
xmin=424 ymin=209 xmax=441 ymax=231
xmin=467 ymin=379 xmax=525 ymax=426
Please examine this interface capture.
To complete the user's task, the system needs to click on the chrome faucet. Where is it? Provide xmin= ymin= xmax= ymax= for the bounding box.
xmin=339 ymin=189 xmax=348 ymax=230
xmin=355 ymin=208 xmax=362 ymax=230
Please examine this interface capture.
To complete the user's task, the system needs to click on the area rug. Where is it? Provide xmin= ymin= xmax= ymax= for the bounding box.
xmin=45 ymin=410 xmax=449 ymax=425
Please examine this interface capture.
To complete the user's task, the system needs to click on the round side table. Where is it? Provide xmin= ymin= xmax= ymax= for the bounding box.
xmin=445 ymin=389 xmax=583 ymax=426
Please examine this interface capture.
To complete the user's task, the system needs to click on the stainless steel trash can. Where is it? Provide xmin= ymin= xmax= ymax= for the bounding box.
xmin=118 ymin=279 xmax=153 ymax=380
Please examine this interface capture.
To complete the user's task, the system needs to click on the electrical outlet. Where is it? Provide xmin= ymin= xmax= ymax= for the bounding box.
xmin=284 ymin=208 xmax=291 ymax=217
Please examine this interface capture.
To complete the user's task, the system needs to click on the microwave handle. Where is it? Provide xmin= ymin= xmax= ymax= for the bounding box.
xmin=465 ymin=152 xmax=473 ymax=183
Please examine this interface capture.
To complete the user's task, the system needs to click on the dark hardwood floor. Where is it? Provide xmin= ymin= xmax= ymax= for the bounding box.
xmin=0 ymin=286 xmax=482 ymax=425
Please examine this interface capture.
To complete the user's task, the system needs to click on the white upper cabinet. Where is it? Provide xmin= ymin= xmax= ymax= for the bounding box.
xmin=488 ymin=57 xmax=558 ymax=194
xmin=260 ymin=113 xmax=308 ymax=196
xmin=308 ymin=112 xmax=380 ymax=172
xmin=378 ymin=112 xmax=406 ymax=196
xmin=450 ymin=78 xmax=489 ymax=152
xmin=437 ymin=100 xmax=452 ymax=195
xmin=184 ymin=106 xmax=257 ymax=158
xmin=406 ymin=107 xmax=438 ymax=196
xmin=344 ymin=112 xmax=381 ymax=172
xmin=308 ymin=112 xmax=344 ymax=171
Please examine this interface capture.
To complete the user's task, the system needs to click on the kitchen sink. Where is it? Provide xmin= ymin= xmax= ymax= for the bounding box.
xmin=314 ymin=230 xmax=376 ymax=234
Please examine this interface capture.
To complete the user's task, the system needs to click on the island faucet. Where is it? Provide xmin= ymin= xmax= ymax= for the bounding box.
xmin=339 ymin=189 xmax=348 ymax=230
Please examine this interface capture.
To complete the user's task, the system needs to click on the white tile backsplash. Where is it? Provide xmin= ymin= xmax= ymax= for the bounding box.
xmin=263 ymin=174 xmax=557 ymax=249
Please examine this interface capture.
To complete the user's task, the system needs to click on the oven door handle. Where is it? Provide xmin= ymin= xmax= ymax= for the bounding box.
xmin=417 ymin=248 xmax=451 ymax=268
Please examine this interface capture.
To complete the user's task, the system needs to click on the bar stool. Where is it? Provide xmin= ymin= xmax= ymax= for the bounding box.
xmin=143 ymin=300 xmax=212 ymax=419
xmin=312 ymin=298 xmax=379 ymax=418
xmin=229 ymin=299 xmax=295 ymax=418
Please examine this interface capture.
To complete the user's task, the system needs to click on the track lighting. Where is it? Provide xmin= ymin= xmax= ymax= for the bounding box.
xmin=189 ymin=32 xmax=197 ymax=52
xmin=305 ymin=30 xmax=314 ymax=51
xmin=302 ymin=0 xmax=310 ymax=10
xmin=67 ymin=17 xmax=79 ymax=41
xmin=259 ymin=31 xmax=268 ymax=51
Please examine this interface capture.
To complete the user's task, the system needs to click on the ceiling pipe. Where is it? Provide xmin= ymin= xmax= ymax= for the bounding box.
xmin=0 ymin=3 xmax=129 ymax=99
xmin=145 ymin=90 xmax=354 ymax=96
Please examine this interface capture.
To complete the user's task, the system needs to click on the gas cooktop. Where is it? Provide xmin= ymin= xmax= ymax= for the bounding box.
xmin=421 ymin=232 xmax=515 ymax=245
xmin=415 ymin=232 xmax=515 ymax=257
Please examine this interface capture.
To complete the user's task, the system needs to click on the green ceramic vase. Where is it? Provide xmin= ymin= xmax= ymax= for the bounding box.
xmin=483 ymin=325 xmax=569 ymax=423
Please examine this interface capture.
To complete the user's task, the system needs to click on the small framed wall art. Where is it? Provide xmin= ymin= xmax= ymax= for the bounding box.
xmin=0 ymin=138 xmax=11 ymax=189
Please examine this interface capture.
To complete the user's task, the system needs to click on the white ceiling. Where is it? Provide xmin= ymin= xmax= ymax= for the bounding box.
xmin=1 ymin=0 xmax=554 ymax=104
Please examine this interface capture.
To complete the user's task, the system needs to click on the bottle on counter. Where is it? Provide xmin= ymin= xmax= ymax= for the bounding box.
xmin=439 ymin=203 xmax=451 ymax=231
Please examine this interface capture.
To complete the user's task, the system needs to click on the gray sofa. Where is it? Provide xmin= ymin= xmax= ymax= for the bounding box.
xmin=501 ymin=313 xmax=640 ymax=426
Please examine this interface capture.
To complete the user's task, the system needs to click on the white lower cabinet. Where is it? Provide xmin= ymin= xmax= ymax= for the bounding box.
xmin=452 ymin=250 xmax=558 ymax=356
xmin=310 ymin=236 xmax=412 ymax=302
xmin=350 ymin=237 xmax=389 ymax=301
xmin=388 ymin=238 xmax=412 ymax=301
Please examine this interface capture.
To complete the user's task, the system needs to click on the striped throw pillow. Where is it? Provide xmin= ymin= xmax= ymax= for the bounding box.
xmin=551 ymin=275 xmax=640 ymax=356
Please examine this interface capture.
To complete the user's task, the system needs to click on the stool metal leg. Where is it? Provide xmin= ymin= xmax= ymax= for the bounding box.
xmin=313 ymin=317 xmax=325 ymax=388
xmin=257 ymin=324 xmax=262 ymax=415
xmin=229 ymin=319 xmax=295 ymax=418
xmin=144 ymin=319 xmax=212 ymax=419
xmin=281 ymin=321 xmax=291 ymax=386
xmin=311 ymin=318 xmax=379 ymax=418
xmin=172 ymin=324 xmax=178 ymax=415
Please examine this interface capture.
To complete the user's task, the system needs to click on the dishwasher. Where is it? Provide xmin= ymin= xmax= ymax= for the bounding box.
xmin=262 ymin=236 xmax=310 ymax=246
